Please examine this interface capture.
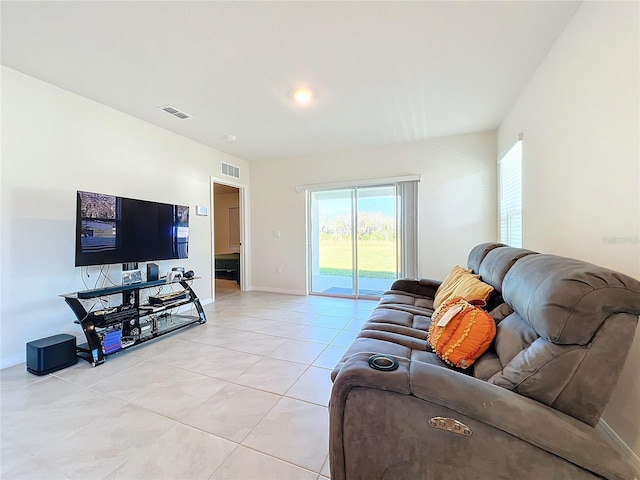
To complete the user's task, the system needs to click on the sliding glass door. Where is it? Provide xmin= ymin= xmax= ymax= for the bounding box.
xmin=309 ymin=184 xmax=402 ymax=298
xmin=355 ymin=186 xmax=398 ymax=296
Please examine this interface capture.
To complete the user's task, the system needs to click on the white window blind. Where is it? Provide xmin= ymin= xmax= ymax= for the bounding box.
xmin=499 ymin=140 xmax=522 ymax=248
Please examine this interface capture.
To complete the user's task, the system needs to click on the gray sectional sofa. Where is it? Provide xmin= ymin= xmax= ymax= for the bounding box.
xmin=329 ymin=243 xmax=640 ymax=480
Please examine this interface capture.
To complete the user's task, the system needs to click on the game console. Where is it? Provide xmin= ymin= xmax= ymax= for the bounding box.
xmin=167 ymin=271 xmax=183 ymax=282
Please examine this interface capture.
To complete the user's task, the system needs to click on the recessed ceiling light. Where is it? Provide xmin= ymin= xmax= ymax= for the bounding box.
xmin=292 ymin=87 xmax=314 ymax=105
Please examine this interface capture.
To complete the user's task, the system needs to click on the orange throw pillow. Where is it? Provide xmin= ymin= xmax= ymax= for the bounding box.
xmin=428 ymin=296 xmax=496 ymax=369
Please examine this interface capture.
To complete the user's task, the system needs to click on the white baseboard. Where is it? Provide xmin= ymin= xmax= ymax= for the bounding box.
xmin=597 ymin=419 xmax=640 ymax=478
xmin=1 ymin=352 xmax=27 ymax=370
xmin=249 ymin=286 xmax=307 ymax=296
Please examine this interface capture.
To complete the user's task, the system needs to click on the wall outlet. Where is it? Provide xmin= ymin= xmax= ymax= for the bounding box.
xmin=276 ymin=266 xmax=282 ymax=274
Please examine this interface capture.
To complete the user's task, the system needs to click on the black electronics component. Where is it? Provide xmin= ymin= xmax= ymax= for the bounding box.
xmin=77 ymin=279 xmax=166 ymax=299
xmin=148 ymin=290 xmax=189 ymax=305
xmin=90 ymin=306 xmax=137 ymax=328
xmin=147 ymin=262 xmax=159 ymax=281
xmin=121 ymin=337 xmax=135 ymax=348
xmin=184 ymin=270 xmax=194 ymax=279
xmin=26 ymin=334 xmax=78 ymax=376
xmin=138 ymin=318 xmax=153 ymax=339
xmin=122 ymin=269 xmax=143 ymax=285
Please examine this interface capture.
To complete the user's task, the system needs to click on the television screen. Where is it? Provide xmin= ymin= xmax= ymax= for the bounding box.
xmin=75 ymin=191 xmax=189 ymax=266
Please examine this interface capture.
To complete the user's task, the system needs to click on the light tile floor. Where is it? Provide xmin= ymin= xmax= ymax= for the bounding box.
xmin=1 ymin=290 xmax=378 ymax=480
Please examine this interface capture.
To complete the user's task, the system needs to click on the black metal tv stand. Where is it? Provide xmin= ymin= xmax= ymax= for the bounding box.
xmin=61 ymin=278 xmax=207 ymax=366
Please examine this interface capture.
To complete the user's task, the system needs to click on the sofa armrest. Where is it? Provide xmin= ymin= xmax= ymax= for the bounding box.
xmin=330 ymin=353 xmax=633 ymax=480
xmin=389 ymin=278 xmax=441 ymax=298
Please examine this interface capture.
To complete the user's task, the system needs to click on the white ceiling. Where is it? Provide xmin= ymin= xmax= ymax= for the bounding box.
xmin=1 ymin=1 xmax=580 ymax=163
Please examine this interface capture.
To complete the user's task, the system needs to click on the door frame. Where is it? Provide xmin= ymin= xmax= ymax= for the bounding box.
xmin=210 ymin=176 xmax=250 ymax=301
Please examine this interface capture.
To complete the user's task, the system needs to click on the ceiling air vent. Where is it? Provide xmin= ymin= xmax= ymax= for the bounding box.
xmin=221 ymin=162 xmax=240 ymax=178
xmin=158 ymin=105 xmax=192 ymax=120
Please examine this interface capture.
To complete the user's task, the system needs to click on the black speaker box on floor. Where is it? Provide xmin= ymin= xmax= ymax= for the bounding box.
xmin=26 ymin=334 xmax=77 ymax=376
xmin=147 ymin=262 xmax=159 ymax=281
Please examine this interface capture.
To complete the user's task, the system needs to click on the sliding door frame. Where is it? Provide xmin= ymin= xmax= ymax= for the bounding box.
xmin=302 ymin=175 xmax=420 ymax=299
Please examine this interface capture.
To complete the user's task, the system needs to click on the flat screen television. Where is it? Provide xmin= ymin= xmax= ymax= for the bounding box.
xmin=75 ymin=191 xmax=189 ymax=267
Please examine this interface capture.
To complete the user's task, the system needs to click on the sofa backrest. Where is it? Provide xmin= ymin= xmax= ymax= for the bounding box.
xmin=468 ymin=244 xmax=538 ymax=310
xmin=473 ymin=249 xmax=640 ymax=426
xmin=467 ymin=242 xmax=505 ymax=274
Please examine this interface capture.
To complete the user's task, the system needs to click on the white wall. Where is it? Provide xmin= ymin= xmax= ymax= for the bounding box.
xmin=0 ymin=67 xmax=250 ymax=368
xmin=250 ymin=131 xmax=497 ymax=294
xmin=498 ymin=2 xmax=640 ymax=457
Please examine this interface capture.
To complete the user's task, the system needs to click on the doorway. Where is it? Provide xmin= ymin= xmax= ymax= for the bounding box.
xmin=213 ymin=183 xmax=241 ymax=300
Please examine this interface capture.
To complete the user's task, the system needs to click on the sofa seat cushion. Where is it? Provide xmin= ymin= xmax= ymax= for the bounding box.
xmin=472 ymin=350 xmax=503 ymax=381
xmin=377 ymin=291 xmax=434 ymax=313
xmin=366 ymin=306 xmax=416 ymax=327
xmin=367 ymin=307 xmax=432 ymax=330
xmin=489 ymin=338 xmax=588 ymax=405
xmin=356 ymin=328 xmax=430 ymax=351
xmin=411 ymin=350 xmax=449 ymax=368
xmin=493 ymin=312 xmax=539 ymax=366
xmin=361 ymin=322 xmax=429 ymax=343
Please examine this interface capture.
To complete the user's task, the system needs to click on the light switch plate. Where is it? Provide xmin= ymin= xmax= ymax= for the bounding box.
xmin=196 ymin=205 xmax=208 ymax=216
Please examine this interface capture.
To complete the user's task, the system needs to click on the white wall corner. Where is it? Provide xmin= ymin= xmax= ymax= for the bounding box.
xmin=597 ymin=419 xmax=640 ymax=478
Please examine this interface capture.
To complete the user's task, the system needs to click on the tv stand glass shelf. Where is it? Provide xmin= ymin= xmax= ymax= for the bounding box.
xmin=61 ymin=278 xmax=207 ymax=366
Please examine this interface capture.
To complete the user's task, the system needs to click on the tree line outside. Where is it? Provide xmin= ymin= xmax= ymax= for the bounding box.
xmin=319 ymin=212 xmax=397 ymax=279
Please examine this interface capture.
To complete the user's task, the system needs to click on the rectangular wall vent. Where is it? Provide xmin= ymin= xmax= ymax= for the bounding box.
xmin=158 ymin=105 xmax=192 ymax=120
xmin=221 ymin=162 xmax=240 ymax=178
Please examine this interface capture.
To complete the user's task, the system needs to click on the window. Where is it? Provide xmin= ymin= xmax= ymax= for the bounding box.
xmin=499 ymin=139 xmax=522 ymax=247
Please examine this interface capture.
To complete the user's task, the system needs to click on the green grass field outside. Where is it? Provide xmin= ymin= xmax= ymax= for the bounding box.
xmin=319 ymin=239 xmax=397 ymax=279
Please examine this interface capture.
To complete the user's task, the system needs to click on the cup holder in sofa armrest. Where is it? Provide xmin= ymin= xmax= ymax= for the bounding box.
xmin=368 ymin=354 xmax=399 ymax=372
